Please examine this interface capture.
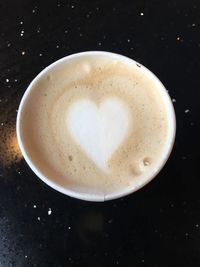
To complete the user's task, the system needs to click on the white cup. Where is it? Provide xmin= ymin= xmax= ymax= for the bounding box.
xmin=16 ymin=51 xmax=176 ymax=201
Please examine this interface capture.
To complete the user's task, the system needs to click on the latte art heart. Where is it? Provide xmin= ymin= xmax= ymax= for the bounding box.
xmin=67 ymin=98 xmax=130 ymax=171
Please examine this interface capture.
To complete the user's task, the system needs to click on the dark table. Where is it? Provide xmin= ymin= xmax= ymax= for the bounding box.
xmin=0 ymin=0 xmax=200 ymax=266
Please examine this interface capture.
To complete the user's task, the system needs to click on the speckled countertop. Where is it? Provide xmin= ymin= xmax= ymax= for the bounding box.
xmin=0 ymin=0 xmax=200 ymax=266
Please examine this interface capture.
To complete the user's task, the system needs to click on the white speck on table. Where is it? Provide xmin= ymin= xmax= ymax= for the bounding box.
xmin=48 ymin=208 xmax=52 ymax=215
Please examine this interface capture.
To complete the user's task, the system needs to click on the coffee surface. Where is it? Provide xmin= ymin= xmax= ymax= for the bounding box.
xmin=20 ymin=55 xmax=170 ymax=197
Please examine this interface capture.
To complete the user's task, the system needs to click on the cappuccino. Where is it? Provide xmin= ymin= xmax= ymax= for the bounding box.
xmin=17 ymin=52 xmax=175 ymax=200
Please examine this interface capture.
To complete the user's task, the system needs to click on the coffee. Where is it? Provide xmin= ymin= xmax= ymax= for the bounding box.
xmin=18 ymin=53 xmax=174 ymax=200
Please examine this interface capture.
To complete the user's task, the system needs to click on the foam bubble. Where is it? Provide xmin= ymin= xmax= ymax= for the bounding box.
xmin=82 ymin=62 xmax=91 ymax=74
xmin=143 ymin=157 xmax=152 ymax=166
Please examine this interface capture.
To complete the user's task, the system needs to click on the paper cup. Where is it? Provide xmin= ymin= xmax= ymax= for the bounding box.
xmin=16 ymin=51 xmax=176 ymax=201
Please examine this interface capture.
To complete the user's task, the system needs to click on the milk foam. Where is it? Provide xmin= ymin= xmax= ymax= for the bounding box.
xmin=20 ymin=54 xmax=170 ymax=197
xmin=67 ymin=98 xmax=130 ymax=171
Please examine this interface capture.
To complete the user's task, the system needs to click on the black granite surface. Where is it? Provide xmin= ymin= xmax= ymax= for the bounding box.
xmin=0 ymin=0 xmax=200 ymax=266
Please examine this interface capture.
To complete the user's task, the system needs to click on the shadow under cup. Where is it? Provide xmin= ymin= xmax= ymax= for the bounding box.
xmin=16 ymin=51 xmax=176 ymax=202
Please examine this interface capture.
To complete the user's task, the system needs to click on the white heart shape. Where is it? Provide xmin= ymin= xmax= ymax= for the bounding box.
xmin=67 ymin=98 xmax=130 ymax=171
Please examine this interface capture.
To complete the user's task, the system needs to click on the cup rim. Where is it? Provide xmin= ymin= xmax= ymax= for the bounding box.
xmin=16 ymin=51 xmax=176 ymax=202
